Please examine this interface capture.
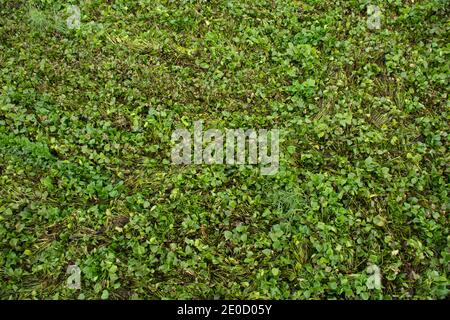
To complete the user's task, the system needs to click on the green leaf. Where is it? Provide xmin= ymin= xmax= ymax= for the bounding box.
xmin=101 ymin=290 xmax=109 ymax=300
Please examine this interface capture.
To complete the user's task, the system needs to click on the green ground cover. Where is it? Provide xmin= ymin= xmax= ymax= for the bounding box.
xmin=0 ymin=0 xmax=448 ymax=299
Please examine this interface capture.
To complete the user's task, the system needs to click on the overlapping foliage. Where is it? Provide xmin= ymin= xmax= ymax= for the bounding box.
xmin=0 ymin=0 xmax=448 ymax=299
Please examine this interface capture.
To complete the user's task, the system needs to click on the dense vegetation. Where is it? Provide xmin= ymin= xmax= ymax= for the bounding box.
xmin=0 ymin=0 xmax=448 ymax=299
